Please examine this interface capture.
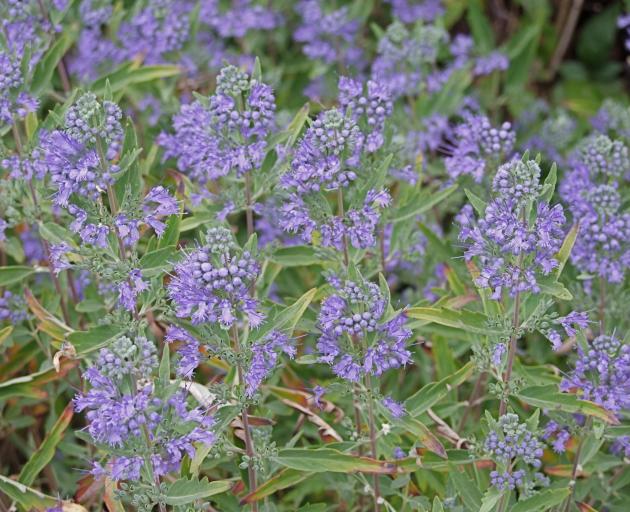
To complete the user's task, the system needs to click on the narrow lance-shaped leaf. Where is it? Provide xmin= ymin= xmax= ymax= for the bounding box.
xmin=164 ymin=477 xmax=232 ymax=506
xmin=19 ymin=404 xmax=74 ymax=486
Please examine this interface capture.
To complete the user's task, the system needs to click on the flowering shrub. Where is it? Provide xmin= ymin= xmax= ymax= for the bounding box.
xmin=1 ymin=1 xmax=630 ymax=511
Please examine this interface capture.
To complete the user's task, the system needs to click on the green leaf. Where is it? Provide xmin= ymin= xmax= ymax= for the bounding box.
xmin=538 ymin=279 xmax=573 ymax=301
xmin=0 ymin=474 xmax=58 ymax=509
xmin=510 ymin=488 xmax=570 ymax=512
xmin=0 ymin=266 xmax=35 ymax=286
xmin=75 ymin=299 xmax=105 ymax=313
xmin=242 ymin=469 xmax=308 ymax=504
xmin=554 ymin=223 xmax=579 ymax=279
xmin=450 ymin=468 xmax=482 ymax=511
xmin=517 ymin=386 xmax=619 ymax=424
xmin=395 ymin=416 xmax=446 ymax=458
xmin=257 ymin=288 xmax=317 ymax=339
xmin=158 ymin=209 xmax=182 ymax=249
xmin=0 ymin=325 xmax=12 ymax=346
xmin=464 ymin=188 xmax=487 ymax=216
xmin=19 ymin=404 xmax=74 ymax=486
xmin=405 ymin=362 xmax=474 ymax=417
xmin=31 ymin=32 xmax=76 ymax=95
xmin=274 ymin=448 xmax=398 ymax=474
xmin=270 ymin=246 xmax=323 ymax=267
xmin=91 ymin=64 xmax=182 ymax=96
xmin=407 ymin=307 xmax=502 ymax=336
xmin=479 ymin=488 xmax=502 ymax=512
xmin=467 ymin=0 xmax=494 ymax=53
xmin=164 ymin=477 xmax=232 ymax=506
xmin=140 ymin=246 xmax=177 ymax=276
xmin=268 ymin=103 xmax=309 ymax=148
xmin=67 ymin=324 xmax=125 ymax=354
xmin=539 ymin=163 xmax=557 ymax=203
xmin=252 ymin=56 xmax=262 ymax=83
xmin=159 ymin=344 xmax=170 ymax=387
xmin=389 ymin=184 xmax=458 ymax=224
xmin=432 ymin=497 xmax=445 ymax=512
xmin=38 ymin=222 xmax=75 ymax=246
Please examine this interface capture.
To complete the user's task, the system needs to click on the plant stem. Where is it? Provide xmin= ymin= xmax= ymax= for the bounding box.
xmin=365 ymin=372 xmax=381 ymax=511
xmin=232 ymin=324 xmax=259 ymax=512
xmin=499 ymin=290 xmax=521 ymax=416
xmin=497 ymin=491 xmax=510 ymax=512
xmin=106 ymin=185 xmax=128 ymax=261
xmin=458 ymin=372 xmax=486 ymax=431
xmin=245 ymin=172 xmax=254 ymax=238
xmin=561 ymin=417 xmax=593 ymax=512
xmin=337 ymin=187 xmax=349 ymax=267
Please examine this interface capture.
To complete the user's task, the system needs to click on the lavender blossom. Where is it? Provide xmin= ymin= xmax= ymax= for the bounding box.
xmin=561 ymin=334 xmax=630 ymax=414
xmin=484 ymin=413 xmax=545 ymax=492
xmin=458 ymin=161 xmax=566 ymax=299
xmin=245 ymin=331 xmax=296 ymax=397
xmin=293 ymin=0 xmax=364 ymax=70
xmin=168 ymin=227 xmax=263 ymax=328
xmin=165 ymin=326 xmax=202 ymax=379
xmin=159 ymin=65 xmax=275 ymax=184
xmin=316 ymin=275 xmax=412 ymax=382
xmin=443 ymin=114 xmax=515 ymax=183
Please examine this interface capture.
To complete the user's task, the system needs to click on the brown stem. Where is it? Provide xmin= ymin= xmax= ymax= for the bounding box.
xmin=245 ymin=172 xmax=254 ymax=238
xmin=232 ymin=325 xmax=259 ymax=512
xmin=365 ymin=373 xmax=381 ymax=511
xmin=458 ymin=372 xmax=487 ymax=431
xmin=561 ymin=417 xmax=593 ymax=512
xmin=548 ymin=0 xmax=584 ymax=80
xmin=337 ymin=188 xmax=349 ymax=267
xmin=56 ymin=59 xmax=71 ymax=94
xmin=499 ymin=290 xmax=521 ymax=416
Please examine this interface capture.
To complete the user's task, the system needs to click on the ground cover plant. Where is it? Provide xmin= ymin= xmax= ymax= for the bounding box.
xmin=1 ymin=0 xmax=630 ymax=511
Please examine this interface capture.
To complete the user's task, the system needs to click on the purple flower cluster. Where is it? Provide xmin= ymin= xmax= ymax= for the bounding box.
xmin=458 ymin=160 xmax=566 ymax=298
xmin=117 ymin=269 xmax=148 ymax=313
xmin=293 ymin=0 xmax=364 ymax=70
xmin=165 ymin=326 xmax=202 ymax=379
xmin=561 ymin=135 xmax=630 ymax=284
xmin=338 ymin=76 xmax=393 ymax=153
xmin=385 ymin=0 xmax=443 ymax=23
xmin=316 ymin=275 xmax=412 ymax=382
xmin=168 ymin=227 xmax=263 ymax=328
xmin=591 ymin=99 xmax=630 ymax=141
xmin=75 ymin=365 xmax=215 ymax=480
xmin=41 ymin=92 xmax=122 ymax=206
xmin=281 ymin=108 xmax=361 ymax=193
xmin=0 ymin=290 xmax=28 ymax=323
xmin=371 ymin=21 xmax=445 ymax=98
xmin=246 ymin=331 xmax=296 ymax=397
xmin=281 ymin=189 xmax=390 ymax=251
xmin=0 ymin=0 xmax=58 ymax=125
xmin=159 ymin=65 xmax=275 ymax=184
xmin=200 ymin=0 xmax=281 ymax=38
xmin=75 ymin=334 xmax=215 ymax=481
xmin=561 ymin=334 xmax=630 ymax=414
xmin=382 ymin=396 xmax=406 ymax=418
xmin=542 ymin=421 xmax=570 ymax=453
xmin=485 ymin=413 xmax=544 ymax=491
xmin=544 ymin=311 xmax=589 ymax=350
xmin=444 ymin=114 xmax=515 ymax=183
